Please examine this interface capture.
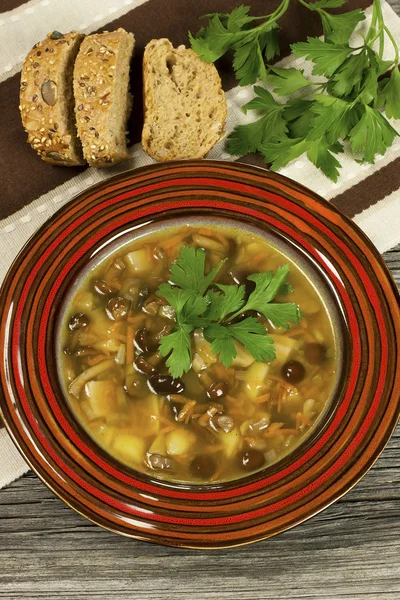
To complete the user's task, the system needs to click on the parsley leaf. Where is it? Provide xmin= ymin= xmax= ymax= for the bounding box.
xmin=291 ymin=38 xmax=352 ymax=77
xmin=192 ymin=1 xmax=399 ymax=182
xmin=189 ymin=5 xmax=285 ymax=85
xmin=330 ymin=49 xmax=368 ymax=97
xmin=318 ymin=9 xmax=365 ymax=44
xmin=156 ymin=284 xmax=193 ymax=315
xmin=285 ymin=100 xmax=315 ymax=138
xmin=376 ymin=67 xmax=400 ymax=119
xmin=262 ymin=135 xmax=343 ymax=181
xmin=233 ymin=36 xmax=268 ymax=85
xmin=170 ymin=246 xmax=225 ymax=295
xmin=261 ymin=137 xmax=309 ymax=171
xmin=203 ymin=324 xmax=237 ymax=367
xmin=349 ymin=105 xmax=398 ymax=163
xmin=159 ymin=325 xmax=192 ymax=378
xmin=227 ymin=318 xmax=276 ymax=362
xmin=227 ymin=267 xmax=301 ymax=329
xmin=214 ymin=284 xmax=246 ymax=320
xmin=226 ymin=87 xmax=287 ymax=155
xmin=156 ymin=245 xmax=301 ymax=376
xmin=204 ymin=319 xmax=275 ymax=366
xmin=307 ymin=95 xmax=359 ymax=144
xmin=306 ymin=137 xmax=343 ymax=182
xmin=305 ymin=0 xmax=346 ymax=8
xmin=204 ymin=290 xmax=225 ymax=321
xmin=260 ymin=26 xmax=280 ymax=62
xmin=265 ymin=67 xmax=311 ymax=95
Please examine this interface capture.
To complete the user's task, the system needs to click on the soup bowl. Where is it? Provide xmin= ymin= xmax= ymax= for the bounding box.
xmin=1 ymin=160 xmax=399 ymax=548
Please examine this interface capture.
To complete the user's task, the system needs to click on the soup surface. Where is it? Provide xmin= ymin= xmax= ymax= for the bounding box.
xmin=60 ymin=222 xmax=338 ymax=483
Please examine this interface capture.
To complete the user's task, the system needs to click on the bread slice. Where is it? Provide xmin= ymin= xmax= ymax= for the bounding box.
xmin=73 ymin=28 xmax=135 ymax=168
xmin=20 ymin=31 xmax=85 ymax=166
xmin=142 ymin=39 xmax=227 ymax=161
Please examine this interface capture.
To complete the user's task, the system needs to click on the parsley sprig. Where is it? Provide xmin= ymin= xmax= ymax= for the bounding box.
xmin=189 ymin=0 xmax=400 ymax=181
xmin=156 ymin=246 xmax=300 ymax=378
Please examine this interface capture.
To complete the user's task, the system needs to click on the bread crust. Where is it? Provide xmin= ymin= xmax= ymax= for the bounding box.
xmin=73 ymin=28 xmax=135 ymax=168
xmin=20 ymin=31 xmax=85 ymax=166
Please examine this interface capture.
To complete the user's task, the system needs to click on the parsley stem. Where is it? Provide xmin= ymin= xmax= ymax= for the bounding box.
xmin=371 ymin=0 xmax=385 ymax=59
xmin=296 ymin=0 xmax=312 ymax=10
xmin=229 ymin=0 xmax=291 ymax=39
xmin=384 ymin=25 xmax=399 ymax=64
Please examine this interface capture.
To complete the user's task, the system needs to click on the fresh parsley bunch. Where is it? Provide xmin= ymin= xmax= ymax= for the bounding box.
xmin=190 ymin=0 xmax=400 ymax=181
xmin=156 ymin=246 xmax=301 ymax=378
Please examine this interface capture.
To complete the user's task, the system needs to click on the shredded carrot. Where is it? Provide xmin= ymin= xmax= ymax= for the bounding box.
xmin=213 ymin=364 xmax=234 ymax=381
xmin=198 ymin=227 xmax=213 ymax=237
xmin=296 ymin=412 xmax=313 ymax=427
xmin=158 ymin=425 xmax=176 ymax=435
xmin=210 ymin=468 xmax=223 ymax=482
xmin=245 ymin=436 xmax=256 ymax=446
xmin=225 ymin=394 xmax=243 ymax=406
xmin=202 ymin=444 xmax=224 ymax=454
xmin=86 ymin=354 xmax=109 ymax=366
xmin=125 ymin=325 xmax=134 ymax=366
xmin=283 ymin=327 xmax=306 ymax=338
xmin=127 ymin=314 xmax=145 ymax=326
xmin=252 ymin=251 xmax=268 ymax=264
xmin=211 ymin=231 xmax=230 ymax=246
xmin=253 ymin=392 xmax=271 ymax=404
xmin=159 ymin=232 xmax=188 ymax=250
xmin=268 ymin=376 xmax=298 ymax=393
xmin=264 ymin=428 xmax=299 ymax=437
xmin=228 ymin=408 xmax=245 ymax=417
xmin=109 ymin=332 xmax=127 ymax=343
xmin=304 ymin=332 xmax=317 ymax=343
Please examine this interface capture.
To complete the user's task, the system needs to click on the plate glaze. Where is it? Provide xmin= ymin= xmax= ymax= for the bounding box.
xmin=1 ymin=160 xmax=399 ymax=548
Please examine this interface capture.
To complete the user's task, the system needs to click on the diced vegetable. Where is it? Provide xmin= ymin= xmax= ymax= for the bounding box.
xmin=166 ymin=429 xmax=196 ymax=456
xmin=73 ymin=291 xmax=94 ymax=313
xmin=192 ymin=352 xmax=206 ymax=373
xmin=85 ymin=380 xmax=118 ymax=418
xmin=219 ymin=427 xmax=241 ymax=458
xmin=270 ymin=335 xmax=298 ymax=364
xmin=90 ymin=307 xmax=113 ymax=333
xmin=112 ymin=433 xmax=146 ymax=464
xmin=231 ymin=341 xmax=255 ymax=368
xmin=243 ymin=362 xmax=270 ymax=399
xmin=68 ymin=359 xmax=115 ymax=398
xmin=93 ymin=338 xmax=122 ymax=353
xmin=148 ymin=434 xmax=167 ymax=456
xmin=303 ymin=398 xmax=317 ymax=420
xmin=144 ymin=394 xmax=161 ymax=436
xmin=289 ymin=291 xmax=321 ymax=315
xmin=193 ymin=330 xmax=218 ymax=365
xmin=192 ymin=233 xmax=226 ymax=253
xmin=125 ymin=249 xmax=151 ymax=274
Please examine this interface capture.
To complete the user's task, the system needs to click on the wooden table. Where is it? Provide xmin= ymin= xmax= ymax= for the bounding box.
xmin=1 ymin=259 xmax=399 ymax=600
xmin=2 ymin=2 xmax=400 ymax=597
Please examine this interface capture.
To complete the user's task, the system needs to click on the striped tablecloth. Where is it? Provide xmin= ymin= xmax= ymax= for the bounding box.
xmin=1 ymin=0 xmax=399 ymax=488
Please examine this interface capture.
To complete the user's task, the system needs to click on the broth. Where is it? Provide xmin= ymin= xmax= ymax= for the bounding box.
xmin=59 ymin=223 xmax=338 ymax=484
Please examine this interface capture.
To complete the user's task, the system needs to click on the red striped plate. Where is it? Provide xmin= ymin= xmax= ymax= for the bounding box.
xmin=1 ymin=161 xmax=399 ymax=548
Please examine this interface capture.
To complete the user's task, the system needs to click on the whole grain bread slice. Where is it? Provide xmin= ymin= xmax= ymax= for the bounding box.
xmin=20 ymin=31 xmax=85 ymax=166
xmin=73 ymin=28 xmax=135 ymax=168
xmin=142 ymin=39 xmax=227 ymax=161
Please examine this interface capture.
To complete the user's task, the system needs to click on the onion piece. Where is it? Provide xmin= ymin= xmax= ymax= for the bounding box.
xmin=68 ymin=359 xmax=114 ymax=398
xmin=115 ymin=344 xmax=126 ymax=365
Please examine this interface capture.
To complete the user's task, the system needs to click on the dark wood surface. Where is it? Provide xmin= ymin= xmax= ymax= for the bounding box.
xmin=2 ymin=1 xmax=400 ymax=597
